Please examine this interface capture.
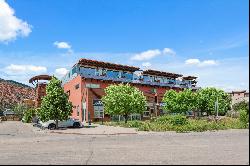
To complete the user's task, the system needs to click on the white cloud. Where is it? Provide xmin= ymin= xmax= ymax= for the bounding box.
xmin=54 ymin=41 xmax=73 ymax=55
xmin=131 ymin=49 xmax=161 ymax=61
xmin=5 ymin=64 xmax=47 ymax=75
xmin=0 ymin=0 xmax=32 ymax=43
xmin=199 ymin=60 xmax=218 ymax=67
xmin=55 ymin=68 xmax=68 ymax=77
xmin=185 ymin=59 xmax=218 ymax=67
xmin=154 ymin=56 xmax=249 ymax=92
xmin=185 ymin=59 xmax=201 ymax=65
xmin=54 ymin=41 xmax=71 ymax=49
xmin=142 ymin=62 xmax=152 ymax=68
xmin=162 ymin=48 xmax=176 ymax=55
xmin=131 ymin=48 xmax=176 ymax=61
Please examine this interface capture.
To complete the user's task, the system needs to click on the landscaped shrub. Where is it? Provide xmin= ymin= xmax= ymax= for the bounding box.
xmin=126 ymin=120 xmax=144 ymax=128
xmin=226 ymin=110 xmax=240 ymax=118
xmin=153 ymin=114 xmax=188 ymax=126
xmin=23 ymin=108 xmax=37 ymax=123
xmin=169 ymin=115 xmax=188 ymax=126
xmin=239 ymin=109 xmax=249 ymax=127
xmin=103 ymin=115 xmax=248 ymax=133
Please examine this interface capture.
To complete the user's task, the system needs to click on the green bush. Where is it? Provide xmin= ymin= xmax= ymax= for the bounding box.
xmin=153 ymin=114 xmax=188 ymax=126
xmin=233 ymin=101 xmax=249 ymax=113
xmin=169 ymin=115 xmax=188 ymax=126
xmin=23 ymin=108 xmax=37 ymax=123
xmin=103 ymin=115 xmax=247 ymax=133
xmin=239 ymin=109 xmax=249 ymax=127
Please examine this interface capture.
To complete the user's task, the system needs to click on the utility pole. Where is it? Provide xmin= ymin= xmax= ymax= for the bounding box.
xmin=216 ymin=97 xmax=219 ymax=118
xmin=215 ymin=96 xmax=219 ymax=121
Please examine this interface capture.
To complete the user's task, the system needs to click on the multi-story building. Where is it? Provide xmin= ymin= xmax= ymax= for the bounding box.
xmin=29 ymin=75 xmax=52 ymax=108
xmin=62 ymin=58 xmax=199 ymax=122
xmin=228 ymin=90 xmax=249 ymax=106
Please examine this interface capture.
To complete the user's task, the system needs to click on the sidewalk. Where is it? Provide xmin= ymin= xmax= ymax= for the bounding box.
xmin=47 ymin=123 xmax=138 ymax=136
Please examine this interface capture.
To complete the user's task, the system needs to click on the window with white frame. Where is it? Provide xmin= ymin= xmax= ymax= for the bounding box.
xmin=143 ymin=107 xmax=150 ymax=117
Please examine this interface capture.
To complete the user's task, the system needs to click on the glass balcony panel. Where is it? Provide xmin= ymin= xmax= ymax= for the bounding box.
xmin=107 ymin=70 xmax=120 ymax=79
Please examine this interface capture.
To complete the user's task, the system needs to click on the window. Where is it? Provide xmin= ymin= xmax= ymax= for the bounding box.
xmin=121 ymin=72 xmax=127 ymax=78
xmin=77 ymin=105 xmax=80 ymax=116
xmin=143 ymin=107 xmax=150 ymax=117
xmin=143 ymin=75 xmax=150 ymax=82
xmin=155 ymin=96 xmax=158 ymax=103
xmin=86 ymin=83 xmax=100 ymax=88
xmin=121 ymin=72 xmax=133 ymax=80
xmin=66 ymin=90 xmax=70 ymax=96
xmin=93 ymin=99 xmax=104 ymax=118
xmin=94 ymin=106 xmax=104 ymax=118
xmin=107 ymin=70 xmax=120 ymax=78
xmin=150 ymin=76 xmax=154 ymax=82
xmin=72 ymin=66 xmax=77 ymax=75
xmin=80 ymin=67 xmax=96 ymax=76
xmin=95 ymin=68 xmax=100 ymax=76
xmin=75 ymin=84 xmax=79 ymax=89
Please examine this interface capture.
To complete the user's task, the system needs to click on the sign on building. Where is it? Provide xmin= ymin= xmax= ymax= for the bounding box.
xmin=93 ymin=99 xmax=103 ymax=106
xmin=86 ymin=83 xmax=100 ymax=89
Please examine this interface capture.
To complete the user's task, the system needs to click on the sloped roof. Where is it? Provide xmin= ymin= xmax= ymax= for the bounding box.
xmin=142 ymin=69 xmax=183 ymax=78
xmin=78 ymin=58 xmax=140 ymax=72
xmin=29 ymin=75 xmax=52 ymax=83
xmin=182 ymin=76 xmax=197 ymax=80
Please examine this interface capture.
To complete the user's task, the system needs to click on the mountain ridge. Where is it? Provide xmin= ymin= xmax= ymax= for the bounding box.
xmin=0 ymin=78 xmax=35 ymax=111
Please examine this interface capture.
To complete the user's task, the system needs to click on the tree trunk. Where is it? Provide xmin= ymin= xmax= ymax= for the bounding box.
xmin=124 ymin=114 xmax=128 ymax=123
xmin=56 ymin=119 xmax=59 ymax=129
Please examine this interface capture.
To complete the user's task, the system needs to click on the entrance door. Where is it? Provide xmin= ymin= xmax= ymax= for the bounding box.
xmin=82 ymin=102 xmax=86 ymax=122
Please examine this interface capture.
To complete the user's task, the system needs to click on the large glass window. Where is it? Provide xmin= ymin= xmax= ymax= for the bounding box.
xmin=107 ymin=70 xmax=120 ymax=78
xmin=150 ymin=76 xmax=154 ymax=82
xmin=155 ymin=76 xmax=163 ymax=83
xmin=121 ymin=72 xmax=133 ymax=80
xmin=72 ymin=65 xmax=78 ymax=75
xmin=80 ymin=67 xmax=96 ymax=76
xmin=143 ymin=75 xmax=151 ymax=82
xmin=93 ymin=99 xmax=104 ymax=118
xmin=94 ymin=106 xmax=104 ymax=118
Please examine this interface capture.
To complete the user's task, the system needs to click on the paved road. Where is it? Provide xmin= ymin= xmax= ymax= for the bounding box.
xmin=0 ymin=121 xmax=249 ymax=165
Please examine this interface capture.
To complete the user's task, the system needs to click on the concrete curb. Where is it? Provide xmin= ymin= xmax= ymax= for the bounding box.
xmin=50 ymin=131 xmax=138 ymax=136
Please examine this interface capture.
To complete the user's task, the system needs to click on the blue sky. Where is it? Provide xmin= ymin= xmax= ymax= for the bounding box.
xmin=0 ymin=0 xmax=249 ymax=91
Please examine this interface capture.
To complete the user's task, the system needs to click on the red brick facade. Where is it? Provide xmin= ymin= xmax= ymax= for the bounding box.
xmin=35 ymin=83 xmax=47 ymax=108
xmin=64 ymin=75 xmax=183 ymax=122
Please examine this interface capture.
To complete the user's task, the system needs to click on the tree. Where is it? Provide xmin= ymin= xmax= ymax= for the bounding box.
xmin=232 ymin=100 xmax=249 ymax=114
xmin=163 ymin=89 xmax=197 ymax=114
xmin=38 ymin=76 xmax=73 ymax=129
xmin=197 ymin=87 xmax=231 ymax=116
xmin=23 ymin=108 xmax=37 ymax=123
xmin=162 ymin=90 xmax=180 ymax=113
xmin=13 ymin=103 xmax=29 ymax=119
xmin=178 ymin=89 xmax=197 ymax=113
xmin=102 ymin=83 xmax=147 ymax=123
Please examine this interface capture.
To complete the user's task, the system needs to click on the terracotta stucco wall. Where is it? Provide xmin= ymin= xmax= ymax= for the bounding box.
xmin=64 ymin=77 xmax=185 ymax=122
xmin=63 ymin=75 xmax=82 ymax=121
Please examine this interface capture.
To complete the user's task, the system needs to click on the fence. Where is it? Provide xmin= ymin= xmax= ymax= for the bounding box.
xmin=111 ymin=114 xmax=142 ymax=122
xmin=0 ymin=115 xmax=21 ymax=121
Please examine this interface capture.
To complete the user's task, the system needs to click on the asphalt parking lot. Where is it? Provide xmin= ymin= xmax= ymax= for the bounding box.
xmin=0 ymin=121 xmax=249 ymax=165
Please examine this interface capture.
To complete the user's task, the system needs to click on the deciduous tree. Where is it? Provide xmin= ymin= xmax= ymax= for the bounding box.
xmin=102 ymin=83 xmax=147 ymax=123
xmin=197 ymin=87 xmax=231 ymax=116
xmin=38 ymin=76 xmax=72 ymax=129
